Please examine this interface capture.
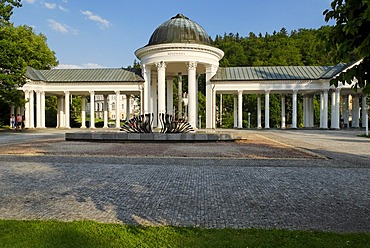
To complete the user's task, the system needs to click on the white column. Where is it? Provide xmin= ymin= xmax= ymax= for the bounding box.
xmin=309 ymin=96 xmax=314 ymax=127
xmin=166 ymin=77 xmax=173 ymax=115
xmin=56 ymin=96 xmax=61 ymax=128
xmin=323 ymin=89 xmax=329 ymax=129
xmin=36 ymin=90 xmax=41 ymax=128
xmin=187 ymin=61 xmax=197 ymax=129
xmin=206 ymin=65 xmax=218 ymax=128
xmin=292 ymin=90 xmax=297 ymax=129
xmin=362 ymin=95 xmax=368 ymax=128
xmin=331 ymin=90 xmax=340 ymax=129
xmin=28 ymin=91 xmax=34 ymax=128
xmin=151 ymin=73 xmax=158 ymax=127
xmin=265 ymin=90 xmax=270 ymax=129
xmin=59 ymin=95 xmax=65 ymax=128
xmin=23 ymin=91 xmax=30 ymax=128
xmin=212 ymin=87 xmax=216 ymax=129
xmin=103 ymin=95 xmax=108 ymax=128
xmin=342 ymin=95 xmax=349 ymax=128
xmin=126 ymin=94 xmax=131 ymax=122
xmin=233 ymin=95 xmax=237 ymax=128
xmin=330 ymin=90 xmax=336 ymax=128
xmin=352 ymin=95 xmax=359 ymax=127
xmin=257 ymin=94 xmax=262 ymax=129
xmin=177 ymin=73 xmax=183 ymax=119
xmin=115 ymin=90 xmax=120 ymax=128
xmin=238 ymin=90 xmax=243 ymax=128
xmin=64 ymin=91 xmax=70 ymax=128
xmin=89 ymin=91 xmax=95 ymax=128
xmin=10 ymin=104 xmax=15 ymax=119
xmin=334 ymin=89 xmax=341 ymax=129
xmin=81 ymin=96 xmax=86 ymax=128
xmin=156 ymin=61 xmax=166 ymax=117
xmin=142 ymin=64 xmax=151 ymax=114
xmin=41 ymin=91 xmax=46 ymax=128
xmin=281 ymin=94 xmax=286 ymax=129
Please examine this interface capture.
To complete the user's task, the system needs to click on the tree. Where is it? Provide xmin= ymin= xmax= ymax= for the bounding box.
xmin=324 ymin=0 xmax=370 ymax=93
xmin=0 ymin=0 xmax=21 ymax=25
xmin=0 ymin=24 xmax=58 ymax=105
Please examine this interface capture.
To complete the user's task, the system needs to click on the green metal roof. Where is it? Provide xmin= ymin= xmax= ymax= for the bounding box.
xmin=26 ymin=67 xmax=144 ymax=83
xmin=211 ymin=64 xmax=347 ymax=81
xmin=147 ymin=13 xmax=211 ymax=46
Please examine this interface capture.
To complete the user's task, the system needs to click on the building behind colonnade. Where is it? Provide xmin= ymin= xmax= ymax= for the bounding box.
xmin=16 ymin=13 xmax=368 ymax=130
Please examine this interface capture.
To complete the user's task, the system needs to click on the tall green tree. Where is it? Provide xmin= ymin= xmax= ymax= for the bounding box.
xmin=0 ymin=24 xmax=58 ymax=105
xmin=324 ymin=0 xmax=370 ymax=93
xmin=0 ymin=0 xmax=21 ymax=25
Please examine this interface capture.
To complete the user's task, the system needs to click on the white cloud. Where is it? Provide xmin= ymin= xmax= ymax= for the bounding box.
xmin=82 ymin=10 xmax=111 ymax=29
xmin=44 ymin=2 xmax=68 ymax=12
xmin=58 ymin=5 xmax=68 ymax=12
xmin=24 ymin=0 xmax=37 ymax=3
xmin=48 ymin=19 xmax=77 ymax=34
xmin=54 ymin=63 xmax=106 ymax=69
xmin=45 ymin=2 xmax=57 ymax=9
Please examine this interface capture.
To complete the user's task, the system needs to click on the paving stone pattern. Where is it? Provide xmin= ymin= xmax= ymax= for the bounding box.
xmin=0 ymin=129 xmax=369 ymax=232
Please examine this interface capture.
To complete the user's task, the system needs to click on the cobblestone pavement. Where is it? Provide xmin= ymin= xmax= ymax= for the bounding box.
xmin=0 ymin=128 xmax=369 ymax=232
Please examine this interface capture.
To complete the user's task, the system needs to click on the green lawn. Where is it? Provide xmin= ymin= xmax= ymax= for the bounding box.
xmin=0 ymin=220 xmax=369 ymax=248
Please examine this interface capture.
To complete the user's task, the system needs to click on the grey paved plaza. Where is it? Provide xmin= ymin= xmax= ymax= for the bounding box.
xmin=0 ymin=128 xmax=369 ymax=232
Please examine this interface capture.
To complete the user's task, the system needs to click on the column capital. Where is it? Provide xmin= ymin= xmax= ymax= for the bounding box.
xmin=265 ymin=90 xmax=270 ymax=94
xmin=238 ymin=90 xmax=243 ymax=95
xmin=89 ymin=90 xmax=94 ymax=94
xmin=292 ymin=90 xmax=298 ymax=94
xmin=115 ymin=90 xmax=120 ymax=94
xmin=155 ymin=61 xmax=166 ymax=70
xmin=187 ymin=61 xmax=198 ymax=70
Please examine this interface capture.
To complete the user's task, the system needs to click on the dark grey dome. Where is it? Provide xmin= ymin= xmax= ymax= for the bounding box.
xmin=147 ymin=14 xmax=211 ymax=46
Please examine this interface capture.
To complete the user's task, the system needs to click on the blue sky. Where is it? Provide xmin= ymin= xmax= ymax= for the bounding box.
xmin=12 ymin=0 xmax=334 ymax=69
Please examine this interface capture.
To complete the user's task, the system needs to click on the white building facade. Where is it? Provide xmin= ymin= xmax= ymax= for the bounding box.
xmin=18 ymin=14 xmax=367 ymax=130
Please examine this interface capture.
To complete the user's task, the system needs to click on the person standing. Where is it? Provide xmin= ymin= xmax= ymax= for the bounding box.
xmin=10 ymin=114 xmax=15 ymax=129
xmin=16 ymin=114 xmax=22 ymax=131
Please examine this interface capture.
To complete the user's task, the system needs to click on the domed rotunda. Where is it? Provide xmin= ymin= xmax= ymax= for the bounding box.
xmin=135 ymin=13 xmax=224 ymax=129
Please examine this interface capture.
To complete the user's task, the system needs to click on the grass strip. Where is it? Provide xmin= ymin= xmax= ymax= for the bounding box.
xmin=0 ymin=220 xmax=369 ymax=248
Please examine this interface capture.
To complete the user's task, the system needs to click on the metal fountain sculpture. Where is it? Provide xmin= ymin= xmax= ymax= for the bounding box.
xmin=121 ymin=113 xmax=194 ymax=133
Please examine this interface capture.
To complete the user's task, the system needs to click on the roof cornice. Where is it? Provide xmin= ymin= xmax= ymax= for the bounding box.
xmin=135 ymin=43 xmax=224 ymax=60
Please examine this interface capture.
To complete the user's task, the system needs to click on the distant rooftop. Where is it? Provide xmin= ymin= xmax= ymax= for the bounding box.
xmin=212 ymin=64 xmax=347 ymax=81
xmin=26 ymin=67 xmax=144 ymax=83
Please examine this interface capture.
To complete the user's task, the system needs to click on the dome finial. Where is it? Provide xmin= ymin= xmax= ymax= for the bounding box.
xmin=171 ymin=13 xmax=189 ymax=20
